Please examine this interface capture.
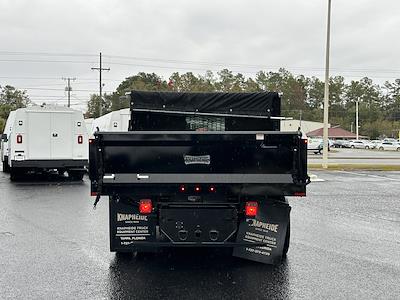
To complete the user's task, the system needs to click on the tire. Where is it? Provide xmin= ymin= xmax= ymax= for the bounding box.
xmin=379 ymin=147 xmax=384 ymax=151
xmin=2 ymin=159 xmax=10 ymax=173
xmin=397 ymin=148 xmax=400 ymax=152
xmin=68 ymin=170 xmax=84 ymax=181
xmin=365 ymin=146 xmax=369 ymax=150
xmin=351 ymin=145 xmax=355 ymax=149
xmin=10 ymin=168 xmax=20 ymax=181
xmin=282 ymin=218 xmax=290 ymax=257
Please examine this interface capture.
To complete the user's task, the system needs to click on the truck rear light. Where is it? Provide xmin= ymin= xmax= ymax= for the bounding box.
xmin=78 ymin=135 xmax=83 ymax=144
xmin=245 ymin=201 xmax=258 ymax=217
xmin=89 ymin=138 xmax=94 ymax=144
xmin=194 ymin=185 xmax=201 ymax=193
xmin=179 ymin=185 xmax=186 ymax=192
xmin=16 ymin=134 xmax=23 ymax=144
xmin=303 ymin=139 xmax=308 ymax=144
xmin=294 ymin=192 xmax=306 ymax=197
xmin=209 ymin=185 xmax=216 ymax=192
xmin=139 ymin=199 xmax=152 ymax=214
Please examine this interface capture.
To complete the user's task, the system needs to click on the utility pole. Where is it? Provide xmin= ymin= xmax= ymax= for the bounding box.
xmin=62 ymin=77 xmax=76 ymax=107
xmin=322 ymin=0 xmax=332 ymax=169
xmin=356 ymin=98 xmax=359 ymax=140
xmin=91 ymin=52 xmax=110 ymax=116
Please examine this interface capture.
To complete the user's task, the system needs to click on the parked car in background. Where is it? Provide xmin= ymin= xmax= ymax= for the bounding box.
xmin=377 ymin=141 xmax=400 ymax=151
xmin=332 ymin=139 xmax=346 ymax=148
xmin=342 ymin=140 xmax=351 ymax=148
xmin=370 ymin=140 xmax=382 ymax=148
xmin=348 ymin=140 xmax=375 ymax=149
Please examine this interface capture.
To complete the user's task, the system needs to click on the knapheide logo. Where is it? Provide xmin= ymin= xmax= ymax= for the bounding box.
xmin=247 ymin=218 xmax=279 ymax=233
xmin=117 ymin=213 xmax=148 ymax=222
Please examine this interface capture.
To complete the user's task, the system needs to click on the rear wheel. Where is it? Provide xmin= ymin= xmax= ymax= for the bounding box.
xmin=10 ymin=168 xmax=22 ymax=181
xmin=2 ymin=159 xmax=10 ymax=173
xmin=351 ymin=145 xmax=355 ymax=149
xmin=379 ymin=147 xmax=384 ymax=151
xmin=365 ymin=146 xmax=369 ymax=149
xmin=397 ymin=148 xmax=400 ymax=152
xmin=68 ymin=170 xmax=84 ymax=181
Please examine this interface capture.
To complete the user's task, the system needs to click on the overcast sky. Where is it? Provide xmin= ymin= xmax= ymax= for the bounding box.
xmin=0 ymin=0 xmax=399 ymax=110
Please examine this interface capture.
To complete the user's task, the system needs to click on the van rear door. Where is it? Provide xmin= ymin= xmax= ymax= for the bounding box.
xmin=51 ymin=112 xmax=73 ymax=159
xmin=27 ymin=112 xmax=51 ymax=159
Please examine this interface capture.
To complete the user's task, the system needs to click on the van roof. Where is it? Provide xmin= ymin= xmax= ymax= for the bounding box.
xmin=17 ymin=105 xmax=79 ymax=113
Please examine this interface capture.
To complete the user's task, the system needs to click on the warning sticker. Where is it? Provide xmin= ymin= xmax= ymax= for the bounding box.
xmin=233 ymin=201 xmax=290 ymax=265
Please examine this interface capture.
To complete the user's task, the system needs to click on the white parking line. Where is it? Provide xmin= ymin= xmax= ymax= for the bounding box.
xmin=338 ymin=170 xmax=400 ymax=181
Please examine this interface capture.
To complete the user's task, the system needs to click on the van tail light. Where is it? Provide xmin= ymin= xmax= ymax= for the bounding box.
xmin=245 ymin=201 xmax=258 ymax=217
xmin=179 ymin=185 xmax=186 ymax=192
xmin=16 ymin=134 xmax=23 ymax=144
xmin=78 ymin=135 xmax=83 ymax=144
xmin=89 ymin=138 xmax=94 ymax=144
xmin=194 ymin=185 xmax=201 ymax=193
xmin=139 ymin=199 xmax=152 ymax=214
xmin=209 ymin=185 xmax=216 ymax=192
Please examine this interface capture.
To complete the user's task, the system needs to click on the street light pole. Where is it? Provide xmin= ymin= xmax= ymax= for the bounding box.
xmin=322 ymin=0 xmax=332 ymax=169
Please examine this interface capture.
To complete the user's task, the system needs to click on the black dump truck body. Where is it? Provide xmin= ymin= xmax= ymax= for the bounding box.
xmin=89 ymin=91 xmax=309 ymax=264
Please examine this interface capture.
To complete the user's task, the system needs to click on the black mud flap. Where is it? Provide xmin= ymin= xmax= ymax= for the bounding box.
xmin=233 ymin=201 xmax=291 ymax=264
xmin=109 ymin=199 xmax=156 ymax=251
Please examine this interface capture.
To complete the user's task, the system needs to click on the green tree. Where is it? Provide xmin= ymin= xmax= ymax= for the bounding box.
xmin=0 ymin=85 xmax=30 ymax=132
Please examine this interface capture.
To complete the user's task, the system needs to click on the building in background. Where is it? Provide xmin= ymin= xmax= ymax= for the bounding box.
xmin=306 ymin=127 xmax=368 ymax=140
xmin=281 ymin=119 xmax=330 ymax=133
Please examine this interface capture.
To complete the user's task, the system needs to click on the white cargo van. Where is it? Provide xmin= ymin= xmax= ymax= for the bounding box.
xmin=1 ymin=110 xmax=16 ymax=172
xmin=5 ymin=105 xmax=88 ymax=180
xmin=91 ymin=108 xmax=130 ymax=134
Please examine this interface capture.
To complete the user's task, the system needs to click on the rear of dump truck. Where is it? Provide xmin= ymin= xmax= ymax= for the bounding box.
xmin=89 ymin=91 xmax=309 ymax=264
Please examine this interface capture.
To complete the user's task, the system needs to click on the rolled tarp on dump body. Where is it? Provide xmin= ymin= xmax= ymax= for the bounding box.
xmin=129 ymin=91 xmax=281 ymax=117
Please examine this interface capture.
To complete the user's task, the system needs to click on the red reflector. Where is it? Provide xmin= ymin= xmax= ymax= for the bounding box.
xmin=195 ymin=186 xmax=201 ymax=193
xmin=179 ymin=185 xmax=186 ymax=192
xmin=91 ymin=192 xmax=97 ymax=196
xmin=139 ymin=199 xmax=152 ymax=214
xmin=78 ymin=135 xmax=83 ymax=144
xmin=17 ymin=134 xmax=23 ymax=144
xmin=294 ymin=192 xmax=306 ymax=197
xmin=209 ymin=186 xmax=216 ymax=192
xmin=245 ymin=201 xmax=258 ymax=217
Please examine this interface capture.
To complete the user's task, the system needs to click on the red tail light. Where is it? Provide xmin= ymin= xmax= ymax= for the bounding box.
xmin=16 ymin=134 xmax=23 ymax=144
xmin=245 ymin=201 xmax=258 ymax=217
xmin=89 ymin=138 xmax=94 ymax=144
xmin=139 ymin=199 xmax=152 ymax=214
xmin=294 ymin=192 xmax=306 ymax=197
xmin=303 ymin=139 xmax=308 ymax=144
xmin=78 ymin=135 xmax=83 ymax=144
xmin=179 ymin=185 xmax=186 ymax=192
xmin=209 ymin=186 xmax=216 ymax=192
xmin=194 ymin=185 xmax=201 ymax=193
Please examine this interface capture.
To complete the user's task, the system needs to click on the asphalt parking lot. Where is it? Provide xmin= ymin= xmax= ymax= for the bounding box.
xmin=1 ymin=169 xmax=399 ymax=299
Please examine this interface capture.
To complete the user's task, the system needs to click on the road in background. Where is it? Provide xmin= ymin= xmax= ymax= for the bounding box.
xmin=0 ymin=169 xmax=399 ymax=299
xmin=309 ymin=148 xmax=400 ymax=165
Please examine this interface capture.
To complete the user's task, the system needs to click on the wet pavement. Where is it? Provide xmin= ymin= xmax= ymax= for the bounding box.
xmin=0 ymin=169 xmax=399 ymax=299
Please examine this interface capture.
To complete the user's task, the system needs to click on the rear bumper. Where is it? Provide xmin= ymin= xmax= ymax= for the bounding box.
xmin=11 ymin=159 xmax=88 ymax=168
xmin=111 ymin=241 xmax=268 ymax=251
